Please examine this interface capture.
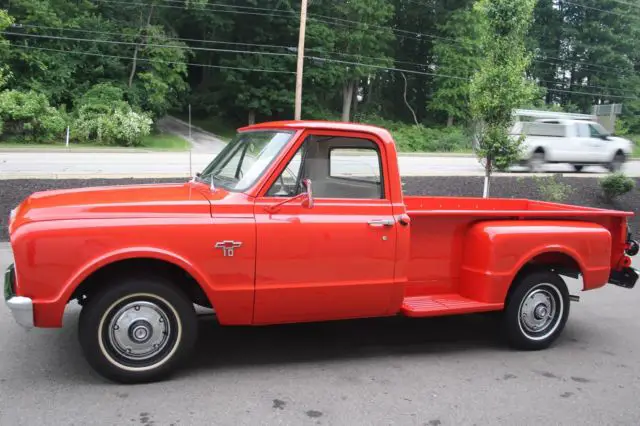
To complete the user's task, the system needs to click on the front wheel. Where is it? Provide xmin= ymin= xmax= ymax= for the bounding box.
xmin=503 ymin=269 xmax=570 ymax=350
xmin=78 ymin=277 xmax=198 ymax=383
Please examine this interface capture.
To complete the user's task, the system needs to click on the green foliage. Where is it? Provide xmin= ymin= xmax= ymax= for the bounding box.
xmin=469 ymin=0 xmax=540 ymax=195
xmin=1 ymin=0 xmax=639 ymax=143
xmin=0 ymin=10 xmax=13 ymax=89
xmin=430 ymin=6 xmax=485 ymax=125
xmin=354 ymin=113 xmax=471 ymax=152
xmin=392 ymin=125 xmax=471 ymax=153
xmin=73 ymin=83 xmax=152 ymax=146
xmin=533 ymin=174 xmax=574 ymax=203
xmin=600 ymin=173 xmax=636 ymax=202
xmin=0 ymin=90 xmax=67 ymax=143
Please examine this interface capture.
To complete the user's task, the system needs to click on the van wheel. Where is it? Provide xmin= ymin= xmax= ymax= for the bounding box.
xmin=78 ymin=276 xmax=198 ymax=383
xmin=572 ymin=164 xmax=584 ymax=172
xmin=503 ymin=269 xmax=570 ymax=350
xmin=606 ymin=152 xmax=625 ymax=173
xmin=528 ymin=151 xmax=545 ymax=172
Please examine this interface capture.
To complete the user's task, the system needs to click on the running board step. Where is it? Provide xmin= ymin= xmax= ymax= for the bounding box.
xmin=401 ymin=294 xmax=504 ymax=318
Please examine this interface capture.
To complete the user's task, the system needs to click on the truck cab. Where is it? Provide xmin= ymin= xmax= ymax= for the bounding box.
xmin=5 ymin=120 xmax=639 ymax=384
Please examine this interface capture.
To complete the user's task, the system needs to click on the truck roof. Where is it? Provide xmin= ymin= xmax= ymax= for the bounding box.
xmin=239 ymin=120 xmax=395 ymax=144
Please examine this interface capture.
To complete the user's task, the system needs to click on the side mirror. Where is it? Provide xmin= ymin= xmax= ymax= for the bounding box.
xmin=264 ymin=178 xmax=314 ymax=213
xmin=302 ymin=178 xmax=314 ymax=209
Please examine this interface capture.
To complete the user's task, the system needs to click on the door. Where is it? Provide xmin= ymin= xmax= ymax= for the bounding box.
xmin=574 ymin=122 xmax=601 ymax=162
xmin=587 ymin=122 xmax=612 ymax=163
xmin=253 ymin=133 xmax=398 ymax=324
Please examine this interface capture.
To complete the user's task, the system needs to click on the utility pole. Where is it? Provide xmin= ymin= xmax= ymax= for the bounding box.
xmin=294 ymin=0 xmax=308 ymax=120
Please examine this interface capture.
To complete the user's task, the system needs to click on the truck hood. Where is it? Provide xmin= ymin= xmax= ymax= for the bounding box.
xmin=10 ymin=182 xmax=212 ymax=230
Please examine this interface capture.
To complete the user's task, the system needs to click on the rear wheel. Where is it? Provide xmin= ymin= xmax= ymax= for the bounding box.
xmin=572 ymin=164 xmax=584 ymax=172
xmin=78 ymin=276 xmax=198 ymax=383
xmin=606 ymin=152 xmax=626 ymax=173
xmin=503 ymin=269 xmax=570 ymax=350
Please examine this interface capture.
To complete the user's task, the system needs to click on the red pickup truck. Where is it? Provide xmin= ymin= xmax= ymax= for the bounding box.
xmin=5 ymin=121 xmax=639 ymax=383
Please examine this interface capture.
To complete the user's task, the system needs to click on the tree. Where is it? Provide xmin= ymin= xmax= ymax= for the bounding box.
xmin=328 ymin=0 xmax=395 ymax=122
xmin=469 ymin=0 xmax=540 ymax=197
xmin=0 ymin=9 xmax=12 ymax=89
xmin=430 ymin=5 xmax=484 ymax=127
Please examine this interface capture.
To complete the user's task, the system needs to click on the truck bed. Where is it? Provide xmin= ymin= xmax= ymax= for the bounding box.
xmin=400 ymin=196 xmax=632 ymax=317
xmin=404 ymin=196 xmax=632 ymax=218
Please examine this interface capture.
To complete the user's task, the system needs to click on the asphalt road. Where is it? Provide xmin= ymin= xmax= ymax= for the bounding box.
xmin=2 ymin=150 xmax=638 ymax=179
xmin=1 ymin=243 xmax=639 ymax=425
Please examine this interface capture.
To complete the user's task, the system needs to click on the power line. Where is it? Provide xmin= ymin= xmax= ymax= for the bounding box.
xmin=8 ymin=27 xmax=635 ymax=88
xmin=9 ymin=41 xmax=638 ymax=100
xmin=607 ymin=0 xmax=640 ymax=10
xmin=12 ymin=23 xmax=291 ymax=51
xmin=563 ymin=0 xmax=640 ymax=18
xmin=534 ymin=54 xmax=630 ymax=74
xmin=93 ymin=0 xmax=295 ymax=19
xmin=92 ymin=0 xmax=467 ymax=47
xmin=5 ymin=31 xmax=464 ymax=80
xmin=8 ymin=43 xmax=295 ymax=74
xmin=2 ymin=31 xmax=297 ymax=58
xmin=94 ymin=0 xmax=639 ymax=73
xmin=544 ymin=86 xmax=639 ymax=100
xmin=10 ymin=23 xmax=432 ymax=69
xmin=537 ymin=78 xmax=637 ymax=95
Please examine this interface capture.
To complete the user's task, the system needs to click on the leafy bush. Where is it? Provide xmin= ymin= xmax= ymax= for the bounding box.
xmin=600 ymin=173 xmax=636 ymax=202
xmin=0 ymin=90 xmax=68 ymax=143
xmin=353 ymin=113 xmax=472 ymax=152
xmin=73 ymin=83 xmax=152 ymax=146
xmin=532 ymin=174 xmax=573 ymax=203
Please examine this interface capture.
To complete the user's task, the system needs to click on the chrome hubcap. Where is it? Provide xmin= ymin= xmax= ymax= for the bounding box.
xmin=107 ymin=301 xmax=171 ymax=361
xmin=520 ymin=289 xmax=556 ymax=334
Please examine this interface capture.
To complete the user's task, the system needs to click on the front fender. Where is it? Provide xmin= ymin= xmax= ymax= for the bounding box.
xmin=459 ymin=220 xmax=612 ymax=303
xmin=29 ymin=247 xmax=215 ymax=328
xmin=59 ymin=246 xmax=213 ymax=305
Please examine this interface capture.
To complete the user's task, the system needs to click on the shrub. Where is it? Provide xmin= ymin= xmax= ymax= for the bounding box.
xmin=600 ymin=173 xmax=636 ymax=202
xmin=532 ymin=174 xmax=573 ymax=203
xmin=0 ymin=89 xmax=68 ymax=143
xmin=73 ymin=83 xmax=152 ymax=146
xmin=353 ymin=113 xmax=472 ymax=152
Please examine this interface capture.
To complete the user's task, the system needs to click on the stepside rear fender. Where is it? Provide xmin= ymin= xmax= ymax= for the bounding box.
xmin=459 ymin=220 xmax=612 ymax=303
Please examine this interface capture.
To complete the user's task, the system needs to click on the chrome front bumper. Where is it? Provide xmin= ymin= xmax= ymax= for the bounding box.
xmin=4 ymin=264 xmax=34 ymax=329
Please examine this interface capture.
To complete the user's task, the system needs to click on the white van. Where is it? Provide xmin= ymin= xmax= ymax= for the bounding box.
xmin=512 ymin=119 xmax=634 ymax=172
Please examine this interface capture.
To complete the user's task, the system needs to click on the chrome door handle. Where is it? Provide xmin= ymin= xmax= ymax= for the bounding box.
xmin=368 ymin=219 xmax=394 ymax=227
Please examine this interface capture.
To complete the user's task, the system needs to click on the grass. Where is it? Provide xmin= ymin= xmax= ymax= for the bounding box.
xmin=0 ymin=132 xmax=190 ymax=151
xmin=140 ymin=133 xmax=190 ymax=151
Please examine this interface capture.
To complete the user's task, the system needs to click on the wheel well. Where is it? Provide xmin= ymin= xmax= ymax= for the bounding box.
xmin=506 ymin=251 xmax=581 ymax=304
xmin=69 ymin=258 xmax=212 ymax=308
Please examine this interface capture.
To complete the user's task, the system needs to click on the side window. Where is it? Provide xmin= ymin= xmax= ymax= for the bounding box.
xmin=589 ymin=124 xmax=605 ymax=138
xmin=577 ymin=123 xmax=590 ymax=138
xmin=320 ymin=142 xmax=383 ymax=200
xmin=266 ymin=140 xmax=307 ymax=197
xmin=329 ymin=147 xmax=381 ymax=185
xmin=265 ymin=136 xmax=385 ymax=200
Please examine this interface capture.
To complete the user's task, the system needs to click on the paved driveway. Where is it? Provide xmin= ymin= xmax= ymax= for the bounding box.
xmin=1 ymin=243 xmax=639 ymax=425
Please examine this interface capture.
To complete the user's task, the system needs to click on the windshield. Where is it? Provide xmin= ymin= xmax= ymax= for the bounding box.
xmin=196 ymin=130 xmax=294 ymax=192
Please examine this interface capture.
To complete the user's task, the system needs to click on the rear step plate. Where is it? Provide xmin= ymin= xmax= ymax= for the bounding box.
xmin=401 ymin=294 xmax=503 ymax=318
